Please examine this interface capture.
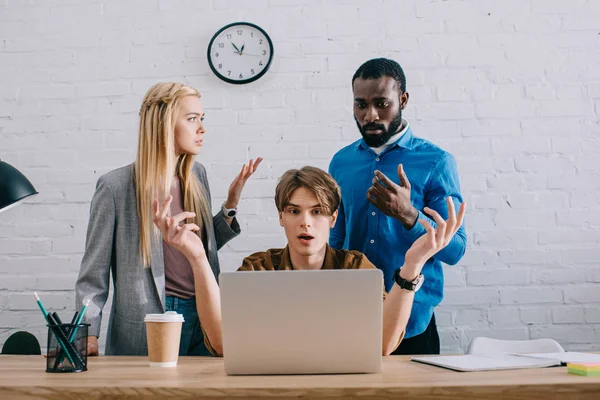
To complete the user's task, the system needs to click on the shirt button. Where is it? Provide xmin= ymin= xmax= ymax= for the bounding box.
xmin=370 ymin=239 xmax=375 ymax=244
xmin=375 ymin=158 xmax=380 ymax=162
xmin=371 ymin=212 xmax=376 ymax=216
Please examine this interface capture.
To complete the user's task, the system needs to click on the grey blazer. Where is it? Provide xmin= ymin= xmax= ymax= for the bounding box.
xmin=75 ymin=162 xmax=240 ymax=355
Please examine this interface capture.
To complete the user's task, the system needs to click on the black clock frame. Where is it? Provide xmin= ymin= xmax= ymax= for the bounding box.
xmin=207 ymin=22 xmax=274 ymax=85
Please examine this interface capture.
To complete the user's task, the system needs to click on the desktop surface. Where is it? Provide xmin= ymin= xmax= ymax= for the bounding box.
xmin=1 ymin=355 xmax=599 ymax=399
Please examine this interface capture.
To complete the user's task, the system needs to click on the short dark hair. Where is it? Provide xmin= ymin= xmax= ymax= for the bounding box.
xmin=275 ymin=166 xmax=341 ymax=215
xmin=352 ymin=58 xmax=406 ymax=93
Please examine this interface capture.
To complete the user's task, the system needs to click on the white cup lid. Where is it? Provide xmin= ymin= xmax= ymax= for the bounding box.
xmin=144 ymin=311 xmax=184 ymax=323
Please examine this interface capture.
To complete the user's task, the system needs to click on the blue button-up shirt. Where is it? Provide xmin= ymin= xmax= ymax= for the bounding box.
xmin=328 ymin=124 xmax=467 ymax=338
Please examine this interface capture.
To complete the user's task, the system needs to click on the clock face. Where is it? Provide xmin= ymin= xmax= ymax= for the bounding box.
xmin=207 ymin=22 xmax=274 ymax=84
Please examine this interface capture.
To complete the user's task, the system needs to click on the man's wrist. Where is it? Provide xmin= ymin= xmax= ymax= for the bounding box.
xmin=399 ymin=206 xmax=419 ymax=229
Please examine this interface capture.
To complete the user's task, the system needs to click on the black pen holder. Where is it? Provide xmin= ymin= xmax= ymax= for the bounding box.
xmin=46 ymin=323 xmax=89 ymax=373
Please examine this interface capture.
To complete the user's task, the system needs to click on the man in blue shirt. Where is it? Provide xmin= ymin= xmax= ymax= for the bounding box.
xmin=328 ymin=58 xmax=467 ymax=355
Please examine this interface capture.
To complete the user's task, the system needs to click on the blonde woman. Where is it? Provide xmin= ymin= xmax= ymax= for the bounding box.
xmin=75 ymin=82 xmax=261 ymax=356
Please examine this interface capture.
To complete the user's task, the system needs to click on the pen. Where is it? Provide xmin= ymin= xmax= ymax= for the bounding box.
xmin=34 ymin=292 xmax=49 ymax=320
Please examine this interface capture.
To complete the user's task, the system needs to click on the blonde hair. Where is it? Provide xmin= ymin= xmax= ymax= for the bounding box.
xmin=275 ymin=167 xmax=341 ymax=215
xmin=135 ymin=82 xmax=212 ymax=267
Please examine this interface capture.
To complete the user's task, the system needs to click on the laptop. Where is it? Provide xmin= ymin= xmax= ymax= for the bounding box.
xmin=219 ymin=269 xmax=383 ymax=375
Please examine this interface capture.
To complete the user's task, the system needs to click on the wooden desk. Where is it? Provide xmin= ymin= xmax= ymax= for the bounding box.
xmin=1 ymin=355 xmax=599 ymax=399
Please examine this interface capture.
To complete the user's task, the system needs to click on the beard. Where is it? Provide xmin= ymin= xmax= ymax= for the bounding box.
xmin=356 ymin=109 xmax=403 ymax=148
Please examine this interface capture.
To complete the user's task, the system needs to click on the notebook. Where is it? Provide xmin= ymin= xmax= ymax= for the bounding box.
xmin=517 ymin=352 xmax=600 ymax=365
xmin=411 ymin=354 xmax=561 ymax=372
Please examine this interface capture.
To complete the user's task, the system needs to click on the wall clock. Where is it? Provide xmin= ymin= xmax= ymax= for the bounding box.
xmin=207 ymin=22 xmax=274 ymax=84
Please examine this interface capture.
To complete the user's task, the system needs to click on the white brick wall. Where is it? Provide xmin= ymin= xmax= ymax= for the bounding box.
xmin=1 ymin=0 xmax=599 ymax=354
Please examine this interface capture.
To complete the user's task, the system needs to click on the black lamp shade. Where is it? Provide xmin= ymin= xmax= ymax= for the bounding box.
xmin=0 ymin=160 xmax=38 ymax=213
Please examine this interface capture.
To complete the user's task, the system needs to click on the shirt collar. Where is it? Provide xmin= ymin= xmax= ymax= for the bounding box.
xmin=357 ymin=119 xmax=415 ymax=153
xmin=280 ymin=244 xmax=335 ymax=270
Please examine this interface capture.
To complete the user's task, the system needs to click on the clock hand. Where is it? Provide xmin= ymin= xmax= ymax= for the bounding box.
xmin=240 ymin=43 xmax=245 ymax=55
xmin=230 ymin=41 xmax=241 ymax=54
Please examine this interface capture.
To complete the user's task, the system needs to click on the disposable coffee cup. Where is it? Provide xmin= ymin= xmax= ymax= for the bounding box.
xmin=144 ymin=311 xmax=184 ymax=368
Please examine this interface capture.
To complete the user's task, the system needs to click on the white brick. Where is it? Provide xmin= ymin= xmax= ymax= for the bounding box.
xmin=493 ymin=210 xmax=556 ymax=229
xmin=459 ymin=249 xmax=499 ymax=267
xmin=536 ymin=100 xmax=593 ymax=117
xmin=285 ymin=90 xmax=314 ymax=108
xmin=475 ymin=102 xmax=535 ymax=119
xmin=52 ymin=238 xmax=86 ymax=255
xmin=498 ymin=249 xmax=562 ymax=266
xmin=415 ymin=103 xmax=475 ymax=121
xmin=587 ymin=269 xmax=600 ymax=283
xmin=443 ymin=288 xmax=500 ymax=306
xmin=271 ymin=18 xmax=327 ymax=40
xmin=584 ymin=307 xmax=600 ymax=323
xmin=478 ymin=33 xmax=538 ymax=50
xmin=550 ymin=172 xmax=600 ymax=190
xmin=552 ymin=306 xmax=585 ymax=324
xmin=488 ymin=308 xmax=521 ymax=327
xmin=466 ymin=85 xmax=495 ymax=102
xmin=282 ymin=125 xmax=341 ymax=143
xmin=500 ymin=287 xmax=563 ymax=305
xmin=438 ymin=328 xmax=464 ymax=353
xmin=239 ymin=110 xmax=294 ymax=125
xmin=248 ymin=143 xmax=307 ymax=161
xmin=446 ymin=50 xmax=506 ymax=68
xmin=455 ymin=309 xmax=487 ymax=326
xmin=525 ymin=85 xmax=555 ymax=100
xmin=521 ymin=118 xmax=584 ymax=137
xmin=491 ymin=137 xmax=551 ymax=155
xmin=306 ymin=72 xmax=348 ymax=88
xmin=225 ymin=234 xmax=286 ymax=253
xmin=474 ymin=230 xmax=538 ymax=249
xmin=520 ymin=308 xmax=552 ymax=325
xmin=0 ymin=311 xmax=48 ymax=329
xmin=380 ymin=37 xmax=419 ymax=53
xmin=103 ymin=0 xmax=158 ymax=16
xmin=441 ymin=139 xmax=491 ymax=159
xmin=8 ymin=292 xmax=74 ymax=311
xmin=465 ymin=328 xmax=528 ymax=344
xmin=14 ymin=222 xmax=73 ymax=238
xmin=81 ymin=114 xmax=136 ymax=131
xmin=556 ymin=210 xmax=600 ymax=227
xmin=256 ymin=92 xmax=286 ymax=109
xmin=314 ymin=89 xmax=348 ymax=108
xmin=515 ymin=156 xmax=576 ymax=175
xmin=561 ymin=249 xmax=600 ymax=265
xmin=328 ymin=20 xmax=385 ymax=39
xmin=308 ymin=143 xmax=344 ymax=160
xmin=530 ymin=268 xmax=588 ymax=285
xmin=444 ymin=267 xmax=466 ymax=287
xmin=530 ymin=326 xmax=595 ymax=344
xmin=467 ymin=268 xmax=529 ymax=286
xmin=502 ymin=15 xmax=559 ymax=33
xmin=564 ymin=286 xmax=600 ymax=304
xmin=588 ymin=83 xmax=600 ymax=98
xmin=75 ymin=81 xmax=131 ymax=98
xmin=460 ymin=120 xmax=520 ymax=137
xmin=0 ymin=240 xmax=32 ymax=254
xmin=434 ymin=308 xmax=454 ymax=326
xmin=556 ymin=85 xmax=586 ymax=100
xmin=532 ymin=0 xmax=586 ymax=15
xmin=435 ymin=85 xmax=466 ymax=102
